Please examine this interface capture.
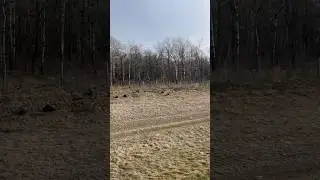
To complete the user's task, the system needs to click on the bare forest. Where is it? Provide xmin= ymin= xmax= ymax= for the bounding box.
xmin=212 ymin=0 xmax=320 ymax=81
xmin=0 ymin=0 xmax=109 ymax=89
xmin=110 ymin=36 xmax=210 ymax=85
xmin=0 ymin=0 xmax=110 ymax=179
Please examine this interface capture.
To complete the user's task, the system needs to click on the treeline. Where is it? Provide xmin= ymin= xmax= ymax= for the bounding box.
xmin=0 ymin=0 xmax=109 ymax=90
xmin=212 ymin=0 xmax=320 ymax=80
xmin=110 ymin=36 xmax=210 ymax=85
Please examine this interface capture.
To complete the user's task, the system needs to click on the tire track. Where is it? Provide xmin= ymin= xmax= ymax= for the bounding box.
xmin=111 ymin=110 xmax=209 ymax=132
xmin=111 ymin=115 xmax=209 ymax=139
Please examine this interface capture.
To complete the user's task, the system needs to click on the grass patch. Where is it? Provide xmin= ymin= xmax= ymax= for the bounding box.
xmin=111 ymin=81 xmax=209 ymax=93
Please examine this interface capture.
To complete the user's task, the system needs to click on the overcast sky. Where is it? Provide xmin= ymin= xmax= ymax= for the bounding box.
xmin=110 ymin=0 xmax=210 ymax=55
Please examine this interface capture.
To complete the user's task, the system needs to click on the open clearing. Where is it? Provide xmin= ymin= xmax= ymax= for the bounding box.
xmin=110 ymin=86 xmax=210 ymax=179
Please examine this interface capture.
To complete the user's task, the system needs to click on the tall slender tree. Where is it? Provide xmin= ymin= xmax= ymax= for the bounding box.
xmin=60 ymin=0 xmax=66 ymax=87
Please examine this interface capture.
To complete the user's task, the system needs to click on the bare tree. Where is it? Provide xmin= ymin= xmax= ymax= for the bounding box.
xmin=214 ymin=0 xmax=220 ymax=69
xmin=229 ymin=0 xmax=240 ymax=71
xmin=155 ymin=42 xmax=166 ymax=82
xmin=60 ymin=0 xmax=66 ymax=87
xmin=251 ymin=0 xmax=261 ymax=71
xmin=128 ymin=44 xmax=143 ymax=85
xmin=9 ymin=0 xmax=15 ymax=70
xmin=0 ymin=0 xmax=109 ymax=90
xmin=31 ymin=0 xmax=40 ymax=73
xmin=90 ymin=20 xmax=96 ymax=75
xmin=1 ymin=0 xmax=7 ymax=91
xmin=176 ymin=38 xmax=187 ymax=81
xmin=40 ymin=0 xmax=46 ymax=75
xmin=163 ymin=38 xmax=173 ymax=83
xmin=110 ymin=36 xmax=122 ymax=84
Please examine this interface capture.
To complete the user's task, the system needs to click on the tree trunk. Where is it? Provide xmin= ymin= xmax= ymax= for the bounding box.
xmin=255 ymin=27 xmax=261 ymax=71
xmin=216 ymin=0 xmax=220 ymax=68
xmin=110 ymin=56 xmax=114 ymax=85
xmin=166 ymin=50 xmax=170 ymax=83
xmin=1 ymin=0 xmax=7 ymax=91
xmin=90 ymin=21 xmax=96 ymax=75
xmin=211 ymin=0 xmax=217 ymax=75
xmin=25 ymin=9 xmax=30 ymax=72
xmin=32 ymin=0 xmax=40 ymax=74
xmin=161 ymin=56 xmax=164 ymax=83
xmin=235 ymin=4 xmax=240 ymax=70
xmin=105 ymin=44 xmax=110 ymax=87
xmin=40 ymin=1 xmax=46 ymax=75
xmin=77 ymin=32 xmax=81 ymax=63
xmin=80 ymin=0 xmax=86 ymax=67
xmin=121 ymin=55 xmax=124 ymax=84
xmin=60 ymin=0 xmax=66 ymax=87
xmin=317 ymin=57 xmax=320 ymax=77
xmin=272 ymin=21 xmax=278 ymax=68
xmin=128 ymin=58 xmax=131 ymax=85
xmin=174 ymin=63 xmax=178 ymax=84
xmin=230 ymin=0 xmax=239 ymax=71
xmin=8 ymin=0 xmax=13 ymax=70
xmin=11 ymin=0 xmax=15 ymax=70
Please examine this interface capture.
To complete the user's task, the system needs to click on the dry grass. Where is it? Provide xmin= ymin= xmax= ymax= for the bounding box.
xmin=111 ymin=84 xmax=210 ymax=179
xmin=111 ymin=78 xmax=320 ymax=179
xmin=2 ymin=73 xmax=319 ymax=179
xmin=111 ymin=81 xmax=209 ymax=95
xmin=111 ymin=122 xmax=210 ymax=179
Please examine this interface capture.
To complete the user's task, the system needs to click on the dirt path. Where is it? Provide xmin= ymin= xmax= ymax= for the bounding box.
xmin=111 ymin=89 xmax=210 ymax=179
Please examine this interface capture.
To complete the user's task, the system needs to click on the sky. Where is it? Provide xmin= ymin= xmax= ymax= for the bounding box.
xmin=110 ymin=0 xmax=210 ymax=56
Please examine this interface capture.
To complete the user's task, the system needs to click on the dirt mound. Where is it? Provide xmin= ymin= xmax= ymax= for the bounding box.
xmin=0 ymin=75 xmax=108 ymax=117
xmin=42 ymin=104 xmax=57 ymax=112
xmin=161 ymin=89 xmax=173 ymax=96
xmin=111 ymin=88 xmax=144 ymax=99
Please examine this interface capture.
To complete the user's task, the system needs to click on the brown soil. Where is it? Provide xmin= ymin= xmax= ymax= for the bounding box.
xmin=0 ymin=75 xmax=108 ymax=179
xmin=212 ymin=79 xmax=320 ymax=179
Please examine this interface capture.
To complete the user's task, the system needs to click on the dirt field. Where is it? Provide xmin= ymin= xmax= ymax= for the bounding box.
xmin=212 ymin=79 xmax=320 ymax=179
xmin=1 ymin=74 xmax=320 ymax=179
xmin=110 ymin=85 xmax=210 ymax=179
xmin=0 ymin=75 xmax=108 ymax=179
